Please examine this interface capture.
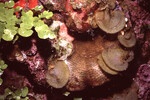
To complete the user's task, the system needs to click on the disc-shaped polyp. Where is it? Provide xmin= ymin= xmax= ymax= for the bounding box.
xmin=95 ymin=8 xmax=125 ymax=34
xmin=118 ymin=32 xmax=136 ymax=48
xmin=46 ymin=61 xmax=70 ymax=88
xmin=102 ymin=48 xmax=129 ymax=71
xmin=97 ymin=54 xmax=118 ymax=75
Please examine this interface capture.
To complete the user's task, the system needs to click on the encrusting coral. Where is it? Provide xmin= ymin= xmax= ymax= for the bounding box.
xmin=7 ymin=0 xmax=136 ymax=92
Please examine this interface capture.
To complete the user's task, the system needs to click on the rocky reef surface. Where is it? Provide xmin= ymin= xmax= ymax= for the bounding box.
xmin=0 ymin=0 xmax=150 ymax=100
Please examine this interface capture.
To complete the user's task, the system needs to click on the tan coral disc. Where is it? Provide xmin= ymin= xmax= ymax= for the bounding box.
xmin=97 ymin=54 xmax=118 ymax=75
xmin=118 ymin=32 xmax=136 ymax=48
xmin=95 ymin=8 xmax=125 ymax=34
xmin=101 ymin=47 xmax=129 ymax=71
xmin=46 ymin=61 xmax=70 ymax=88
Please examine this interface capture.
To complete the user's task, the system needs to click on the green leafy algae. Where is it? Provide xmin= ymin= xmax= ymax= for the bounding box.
xmin=0 ymin=1 xmax=54 ymax=41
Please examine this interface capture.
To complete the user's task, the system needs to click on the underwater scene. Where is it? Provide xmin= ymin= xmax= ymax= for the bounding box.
xmin=0 ymin=0 xmax=150 ymax=100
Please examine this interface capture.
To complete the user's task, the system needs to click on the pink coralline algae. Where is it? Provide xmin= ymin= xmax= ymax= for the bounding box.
xmin=124 ymin=0 xmax=150 ymax=39
xmin=24 ymin=39 xmax=47 ymax=84
xmin=141 ymin=41 xmax=150 ymax=57
xmin=135 ymin=62 xmax=150 ymax=100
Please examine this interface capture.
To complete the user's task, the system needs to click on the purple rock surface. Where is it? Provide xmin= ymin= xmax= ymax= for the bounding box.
xmin=135 ymin=62 xmax=150 ymax=100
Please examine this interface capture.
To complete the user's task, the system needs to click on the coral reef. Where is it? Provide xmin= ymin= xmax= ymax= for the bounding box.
xmin=135 ymin=61 xmax=150 ymax=100
xmin=122 ymin=0 xmax=150 ymax=39
xmin=9 ymin=39 xmax=47 ymax=84
xmin=0 ymin=0 xmax=150 ymax=99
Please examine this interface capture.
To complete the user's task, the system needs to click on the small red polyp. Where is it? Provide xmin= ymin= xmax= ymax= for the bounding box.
xmin=13 ymin=0 xmax=37 ymax=15
xmin=28 ymin=0 xmax=37 ymax=9
xmin=13 ymin=0 xmax=27 ymax=9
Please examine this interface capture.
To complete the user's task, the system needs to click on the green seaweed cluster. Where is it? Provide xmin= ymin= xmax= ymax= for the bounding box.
xmin=0 ymin=0 xmax=54 ymax=41
xmin=0 ymin=87 xmax=29 ymax=100
xmin=0 ymin=59 xmax=8 ymax=85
